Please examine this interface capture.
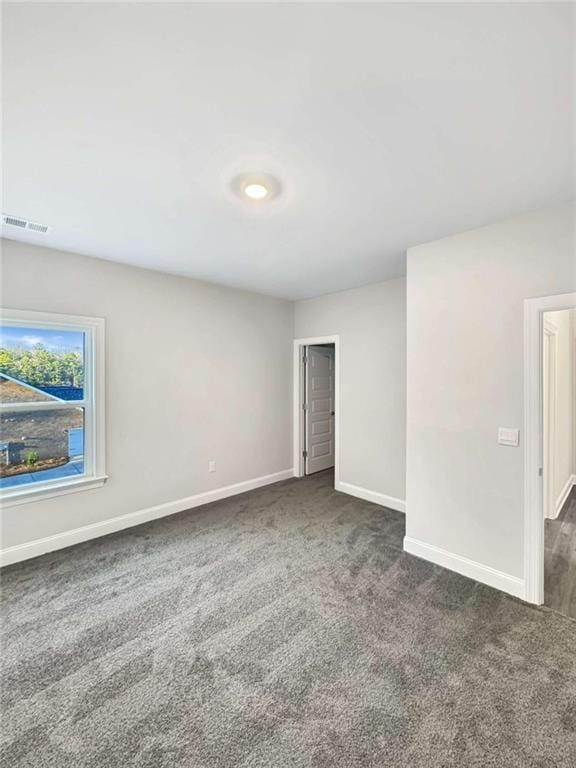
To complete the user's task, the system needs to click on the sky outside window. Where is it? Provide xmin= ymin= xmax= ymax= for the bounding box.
xmin=0 ymin=326 xmax=84 ymax=354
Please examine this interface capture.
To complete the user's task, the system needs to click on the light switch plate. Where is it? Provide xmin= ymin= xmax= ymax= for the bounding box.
xmin=498 ymin=427 xmax=520 ymax=447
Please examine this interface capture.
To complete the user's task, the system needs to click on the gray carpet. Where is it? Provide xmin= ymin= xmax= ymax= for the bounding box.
xmin=2 ymin=470 xmax=576 ymax=767
xmin=545 ymin=486 xmax=576 ymax=619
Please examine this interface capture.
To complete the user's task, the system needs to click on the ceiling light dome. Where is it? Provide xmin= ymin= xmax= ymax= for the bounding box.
xmin=243 ymin=182 xmax=269 ymax=200
xmin=230 ymin=173 xmax=281 ymax=204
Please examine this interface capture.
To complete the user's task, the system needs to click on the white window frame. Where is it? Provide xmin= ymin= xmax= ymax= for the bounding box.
xmin=0 ymin=308 xmax=107 ymax=506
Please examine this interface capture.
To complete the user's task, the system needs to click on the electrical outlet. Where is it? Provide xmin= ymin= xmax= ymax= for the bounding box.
xmin=208 ymin=461 xmax=216 ymax=473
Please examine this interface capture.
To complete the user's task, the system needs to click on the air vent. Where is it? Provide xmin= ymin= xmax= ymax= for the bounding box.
xmin=3 ymin=216 xmax=27 ymax=228
xmin=2 ymin=214 xmax=50 ymax=234
xmin=26 ymin=222 xmax=50 ymax=233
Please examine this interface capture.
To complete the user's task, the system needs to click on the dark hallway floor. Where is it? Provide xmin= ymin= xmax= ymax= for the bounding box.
xmin=2 ymin=470 xmax=576 ymax=767
xmin=545 ymin=485 xmax=576 ymax=619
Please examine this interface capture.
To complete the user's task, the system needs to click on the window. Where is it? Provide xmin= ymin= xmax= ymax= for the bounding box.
xmin=0 ymin=309 xmax=106 ymax=504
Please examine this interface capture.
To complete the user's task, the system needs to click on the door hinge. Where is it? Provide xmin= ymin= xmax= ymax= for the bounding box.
xmin=538 ymin=467 xmax=543 ymax=477
xmin=303 ymin=450 xmax=308 ymax=459
xmin=302 ymin=402 xmax=308 ymax=411
xmin=302 ymin=354 xmax=308 ymax=364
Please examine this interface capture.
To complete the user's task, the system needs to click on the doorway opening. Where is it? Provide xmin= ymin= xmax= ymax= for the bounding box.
xmin=542 ymin=309 xmax=576 ymax=617
xmin=524 ymin=293 xmax=576 ymax=607
xmin=293 ymin=335 xmax=339 ymax=485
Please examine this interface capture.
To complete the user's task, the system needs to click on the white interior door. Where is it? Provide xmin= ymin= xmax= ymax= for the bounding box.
xmin=543 ymin=328 xmax=556 ymax=519
xmin=305 ymin=345 xmax=335 ymax=474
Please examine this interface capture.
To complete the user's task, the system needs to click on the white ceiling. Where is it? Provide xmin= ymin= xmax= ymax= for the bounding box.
xmin=2 ymin=2 xmax=574 ymax=299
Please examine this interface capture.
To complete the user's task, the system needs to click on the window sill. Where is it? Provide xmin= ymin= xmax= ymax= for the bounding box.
xmin=0 ymin=475 xmax=108 ymax=507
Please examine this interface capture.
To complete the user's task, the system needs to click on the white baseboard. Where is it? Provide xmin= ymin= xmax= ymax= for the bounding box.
xmin=336 ymin=480 xmax=406 ymax=513
xmin=552 ymin=474 xmax=576 ymax=520
xmin=0 ymin=469 xmax=294 ymax=567
xmin=403 ymin=536 xmax=525 ymax=600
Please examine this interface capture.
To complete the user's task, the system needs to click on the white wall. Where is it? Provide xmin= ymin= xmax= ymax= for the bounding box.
xmin=294 ymin=278 xmax=406 ymax=507
xmin=544 ymin=309 xmax=576 ymax=514
xmin=574 ymin=311 xmax=576 ymax=479
xmin=406 ymin=204 xmax=576 ymax=591
xmin=1 ymin=240 xmax=294 ymax=552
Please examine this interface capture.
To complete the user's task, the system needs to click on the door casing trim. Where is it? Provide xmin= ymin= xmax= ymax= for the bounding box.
xmin=293 ymin=335 xmax=340 ymax=484
xmin=524 ymin=292 xmax=576 ymax=604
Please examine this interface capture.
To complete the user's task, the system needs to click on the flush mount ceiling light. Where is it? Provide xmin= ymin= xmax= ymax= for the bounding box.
xmin=231 ymin=173 xmax=281 ymax=204
xmin=243 ymin=182 xmax=269 ymax=200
